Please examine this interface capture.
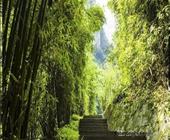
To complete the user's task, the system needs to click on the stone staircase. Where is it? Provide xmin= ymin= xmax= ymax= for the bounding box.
xmin=79 ymin=115 xmax=146 ymax=140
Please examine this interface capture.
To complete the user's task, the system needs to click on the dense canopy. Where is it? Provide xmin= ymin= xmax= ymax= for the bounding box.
xmin=0 ymin=0 xmax=170 ymax=140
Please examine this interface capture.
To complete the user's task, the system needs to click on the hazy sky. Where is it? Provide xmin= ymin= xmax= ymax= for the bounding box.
xmin=96 ymin=0 xmax=117 ymax=43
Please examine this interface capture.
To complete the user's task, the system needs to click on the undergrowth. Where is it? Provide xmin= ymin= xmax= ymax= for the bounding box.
xmin=57 ymin=114 xmax=82 ymax=140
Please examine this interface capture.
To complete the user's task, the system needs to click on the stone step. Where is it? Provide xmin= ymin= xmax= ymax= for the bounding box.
xmin=79 ymin=122 xmax=108 ymax=125
xmin=80 ymin=135 xmax=146 ymax=140
xmin=80 ymin=119 xmax=107 ymax=123
xmin=79 ymin=129 xmax=109 ymax=135
xmin=79 ymin=116 xmax=147 ymax=140
xmin=79 ymin=123 xmax=108 ymax=127
xmin=79 ymin=124 xmax=108 ymax=128
xmin=79 ymin=126 xmax=108 ymax=130
xmin=84 ymin=115 xmax=103 ymax=119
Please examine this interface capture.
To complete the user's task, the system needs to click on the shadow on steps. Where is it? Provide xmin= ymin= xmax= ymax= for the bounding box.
xmin=79 ymin=115 xmax=146 ymax=140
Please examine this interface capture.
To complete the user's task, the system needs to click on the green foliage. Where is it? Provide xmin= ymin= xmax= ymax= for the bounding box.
xmin=79 ymin=52 xmax=107 ymax=115
xmin=71 ymin=114 xmax=82 ymax=121
xmin=42 ymin=0 xmax=104 ymax=101
xmin=57 ymin=115 xmax=81 ymax=140
xmin=87 ymin=5 xmax=105 ymax=32
xmin=5 ymin=0 xmax=169 ymax=139
xmin=27 ymin=0 xmax=104 ymax=138
xmin=103 ymin=0 xmax=170 ymax=140
xmin=2 ymin=0 xmax=49 ymax=138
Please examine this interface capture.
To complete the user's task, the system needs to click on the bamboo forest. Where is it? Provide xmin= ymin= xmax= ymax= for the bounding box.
xmin=0 ymin=0 xmax=170 ymax=140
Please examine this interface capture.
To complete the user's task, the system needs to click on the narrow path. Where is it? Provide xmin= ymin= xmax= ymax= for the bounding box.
xmin=79 ymin=115 xmax=146 ymax=140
